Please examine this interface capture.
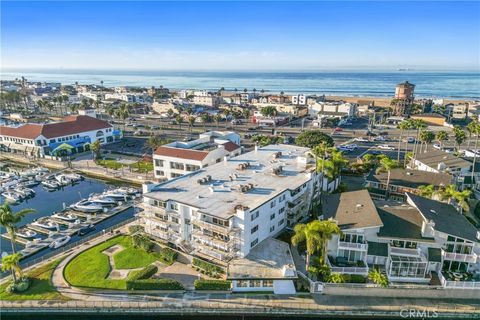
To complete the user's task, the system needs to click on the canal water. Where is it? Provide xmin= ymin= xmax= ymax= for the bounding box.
xmin=0 ymin=177 xmax=135 ymax=266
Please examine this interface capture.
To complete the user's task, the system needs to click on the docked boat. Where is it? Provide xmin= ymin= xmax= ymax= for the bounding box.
xmin=22 ymin=180 xmax=39 ymax=188
xmin=117 ymin=187 xmax=140 ymax=196
xmin=31 ymin=218 xmax=59 ymax=230
xmin=102 ymin=190 xmax=131 ymax=201
xmin=51 ymin=212 xmax=78 ymax=222
xmin=17 ymin=188 xmax=35 ymax=198
xmin=49 ymin=235 xmax=71 ymax=249
xmin=89 ymin=196 xmax=117 ymax=207
xmin=70 ymin=200 xmax=103 ymax=213
xmin=1 ymin=191 xmax=21 ymax=203
xmin=16 ymin=227 xmax=37 ymax=239
xmin=42 ymin=180 xmax=60 ymax=189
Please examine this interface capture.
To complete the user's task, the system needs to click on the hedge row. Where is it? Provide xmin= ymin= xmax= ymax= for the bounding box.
xmin=192 ymin=258 xmax=224 ymax=275
xmin=126 ymin=278 xmax=184 ymax=290
xmin=343 ymin=274 xmax=367 ymax=283
xmin=194 ymin=279 xmax=231 ymax=291
xmin=132 ymin=233 xmax=154 ymax=252
xmin=157 ymin=247 xmax=178 ymax=265
xmin=127 ymin=265 xmax=158 ymax=281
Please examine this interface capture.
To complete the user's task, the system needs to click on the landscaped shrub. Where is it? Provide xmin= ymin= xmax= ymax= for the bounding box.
xmin=157 ymin=247 xmax=177 ymax=265
xmin=356 ymin=260 xmax=366 ymax=267
xmin=6 ymin=278 xmax=30 ymax=293
xmin=126 ymin=278 xmax=184 ymax=290
xmin=343 ymin=274 xmax=366 ymax=283
xmin=326 ymin=273 xmax=345 ymax=283
xmin=192 ymin=258 xmax=224 ymax=276
xmin=194 ymin=279 xmax=231 ymax=291
xmin=128 ymin=225 xmax=145 ymax=234
xmin=132 ymin=234 xmax=154 ymax=252
xmin=127 ymin=265 xmax=158 ymax=281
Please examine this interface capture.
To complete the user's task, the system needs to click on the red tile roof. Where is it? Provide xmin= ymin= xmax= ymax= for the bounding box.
xmin=154 ymin=146 xmax=209 ymax=161
xmin=221 ymin=141 xmax=241 ymax=152
xmin=0 ymin=116 xmax=112 ymax=140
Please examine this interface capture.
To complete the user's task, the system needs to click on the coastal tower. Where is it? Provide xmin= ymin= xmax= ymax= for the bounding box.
xmin=393 ymin=81 xmax=415 ymax=116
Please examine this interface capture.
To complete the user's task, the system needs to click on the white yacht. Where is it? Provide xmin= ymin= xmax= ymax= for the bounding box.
xmin=51 ymin=212 xmax=78 ymax=222
xmin=102 ymin=189 xmax=131 ymax=201
xmin=32 ymin=218 xmax=59 ymax=230
xmin=49 ymin=235 xmax=71 ymax=249
xmin=42 ymin=180 xmax=60 ymax=189
xmin=16 ymin=227 xmax=37 ymax=239
xmin=89 ymin=196 xmax=117 ymax=207
xmin=70 ymin=200 xmax=103 ymax=213
xmin=1 ymin=191 xmax=21 ymax=203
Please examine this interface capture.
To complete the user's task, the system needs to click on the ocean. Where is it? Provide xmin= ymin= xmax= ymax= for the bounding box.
xmin=1 ymin=69 xmax=479 ymax=99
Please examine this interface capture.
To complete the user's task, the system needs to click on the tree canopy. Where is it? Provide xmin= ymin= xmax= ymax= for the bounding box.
xmin=296 ymin=131 xmax=334 ymax=149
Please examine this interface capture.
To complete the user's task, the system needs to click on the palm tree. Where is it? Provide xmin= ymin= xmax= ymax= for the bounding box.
xmin=368 ymin=268 xmax=388 ymax=287
xmin=411 ymin=119 xmax=427 ymax=162
xmin=436 ymin=130 xmax=449 ymax=149
xmin=1 ymin=253 xmax=23 ymax=283
xmin=418 ymin=184 xmax=435 ymax=198
xmin=0 ymin=204 xmax=36 ymax=254
xmin=214 ymin=114 xmax=222 ymax=129
xmin=188 ymin=116 xmax=196 ymax=132
xmin=397 ymin=119 xmax=413 ymax=162
xmin=175 ymin=114 xmax=183 ymax=130
xmin=145 ymin=136 xmax=163 ymax=152
xmin=466 ymin=120 xmax=478 ymax=149
xmin=167 ymin=108 xmax=174 ymax=118
xmin=453 ymin=189 xmax=471 ymax=214
xmin=200 ymin=113 xmax=210 ymax=131
xmin=453 ymin=126 xmax=467 ymax=151
xmin=242 ymin=108 xmax=250 ymax=120
xmin=419 ymin=130 xmax=435 ymax=153
xmin=470 ymin=121 xmax=480 ymax=186
xmin=91 ymin=140 xmax=102 ymax=160
xmin=291 ymin=220 xmax=341 ymax=268
xmin=376 ymin=156 xmax=399 ymax=198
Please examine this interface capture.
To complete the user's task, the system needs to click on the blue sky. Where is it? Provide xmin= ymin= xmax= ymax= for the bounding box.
xmin=1 ymin=1 xmax=479 ymax=71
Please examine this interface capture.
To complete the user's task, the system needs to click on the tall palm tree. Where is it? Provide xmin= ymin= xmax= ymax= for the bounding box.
xmin=397 ymin=119 xmax=412 ymax=162
xmin=0 ymin=204 xmax=36 ymax=254
xmin=419 ymin=130 xmax=435 ymax=153
xmin=466 ymin=120 xmax=478 ymax=149
xmin=469 ymin=121 xmax=480 ymax=186
xmin=453 ymin=126 xmax=467 ymax=151
xmin=188 ymin=116 xmax=196 ymax=132
xmin=292 ymin=220 xmax=341 ymax=269
xmin=436 ymin=130 xmax=449 ymax=149
xmin=454 ymin=189 xmax=471 ymax=215
xmin=418 ymin=184 xmax=435 ymax=198
xmin=376 ymin=156 xmax=399 ymax=198
xmin=411 ymin=119 xmax=427 ymax=162
xmin=175 ymin=114 xmax=183 ymax=130
xmin=1 ymin=253 xmax=23 ymax=283
xmin=214 ymin=114 xmax=222 ymax=129
xmin=200 ymin=113 xmax=210 ymax=131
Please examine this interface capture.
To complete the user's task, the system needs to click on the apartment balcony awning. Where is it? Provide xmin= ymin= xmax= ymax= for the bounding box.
xmin=367 ymin=242 xmax=388 ymax=257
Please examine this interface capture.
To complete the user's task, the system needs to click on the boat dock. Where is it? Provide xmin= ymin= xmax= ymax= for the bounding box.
xmin=1 ymin=201 xmax=134 ymax=259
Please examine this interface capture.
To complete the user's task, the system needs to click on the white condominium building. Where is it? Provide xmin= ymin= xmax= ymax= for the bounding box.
xmin=153 ymin=131 xmax=241 ymax=180
xmin=141 ymin=144 xmax=321 ymax=262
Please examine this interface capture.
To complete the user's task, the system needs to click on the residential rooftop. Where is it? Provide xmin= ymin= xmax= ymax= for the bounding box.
xmin=321 ymin=190 xmax=384 ymax=230
xmin=366 ymin=168 xmax=452 ymax=189
xmin=145 ymin=144 xmax=314 ymax=219
xmin=407 ymin=193 xmax=480 ymax=243
xmin=413 ymin=149 xmax=471 ymax=171
xmin=227 ymin=237 xmax=296 ymax=280
xmin=377 ymin=203 xmax=431 ymax=241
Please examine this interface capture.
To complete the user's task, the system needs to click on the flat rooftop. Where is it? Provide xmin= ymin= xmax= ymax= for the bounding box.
xmin=145 ymin=144 xmax=313 ymax=219
xmin=227 ymin=238 xmax=296 ymax=280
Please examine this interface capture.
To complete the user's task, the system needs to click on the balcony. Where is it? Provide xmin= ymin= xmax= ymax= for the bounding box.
xmin=326 ymin=256 xmax=368 ymax=275
xmin=338 ymin=241 xmax=368 ymax=251
xmin=191 ymin=219 xmax=239 ymax=236
xmin=438 ymin=271 xmax=480 ymax=289
xmin=389 ymin=245 xmax=422 ymax=257
xmin=441 ymin=250 xmax=477 ymax=264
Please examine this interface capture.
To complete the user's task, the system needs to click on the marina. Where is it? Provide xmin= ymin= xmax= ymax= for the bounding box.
xmin=0 ymin=167 xmax=140 ymax=265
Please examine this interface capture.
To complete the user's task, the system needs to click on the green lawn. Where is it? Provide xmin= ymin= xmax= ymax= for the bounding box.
xmin=96 ymin=159 xmax=153 ymax=173
xmin=113 ymin=247 xmax=158 ymax=269
xmin=0 ymin=258 xmax=68 ymax=300
xmin=64 ymin=235 xmax=162 ymax=290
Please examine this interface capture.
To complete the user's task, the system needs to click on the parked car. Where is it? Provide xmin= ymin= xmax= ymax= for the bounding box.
xmin=345 ymin=144 xmax=358 ymax=150
xmin=353 ymin=137 xmax=369 ymax=142
xmin=337 ymin=146 xmax=351 ymax=153
xmin=231 ymin=119 xmax=242 ymax=125
xmin=333 ymin=127 xmax=343 ymax=132
xmin=133 ymin=130 xmax=145 ymax=136
xmin=378 ymin=144 xmax=395 ymax=150
xmin=433 ymin=143 xmax=441 ymax=150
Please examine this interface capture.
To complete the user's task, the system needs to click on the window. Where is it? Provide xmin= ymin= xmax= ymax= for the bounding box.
xmin=155 ymin=170 xmax=165 ymax=176
xmin=153 ymin=200 xmax=166 ymax=208
xmin=250 ymin=238 xmax=258 ymax=248
xmin=50 ymin=139 xmax=56 ymax=143
xmin=251 ymin=211 xmax=259 ymax=221
xmin=263 ymin=280 xmax=273 ymax=287
xmin=170 ymin=162 xmax=185 ymax=170
xmin=270 ymin=200 xmax=276 ymax=208
xmin=237 ymin=280 xmax=249 ymax=288
xmin=278 ymin=219 xmax=284 ymax=227
xmin=251 ymin=280 xmax=262 ymax=287
xmin=279 ymin=207 xmax=285 ymax=214
xmin=170 ymin=203 xmax=178 ymax=211
xmin=251 ymin=225 xmax=258 ymax=234
xmin=279 ymin=194 xmax=286 ymax=202
xmin=154 ymin=159 xmax=164 ymax=167
xmin=270 ymin=213 xmax=275 ymax=220
xmin=216 ymin=158 xmax=221 ymax=163
xmin=96 ymin=130 xmax=104 ymax=137
xmin=270 ymin=226 xmax=275 ymax=233
xmin=186 ymin=164 xmax=200 ymax=172
xmin=172 ymin=217 xmax=179 ymax=224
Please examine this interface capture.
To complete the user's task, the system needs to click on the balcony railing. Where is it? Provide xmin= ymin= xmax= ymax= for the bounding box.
xmin=191 ymin=219 xmax=239 ymax=236
xmin=326 ymin=257 xmax=368 ymax=275
xmin=441 ymin=250 xmax=478 ymax=264
xmin=438 ymin=271 xmax=480 ymax=289
xmin=389 ymin=245 xmax=422 ymax=257
xmin=338 ymin=241 xmax=368 ymax=251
